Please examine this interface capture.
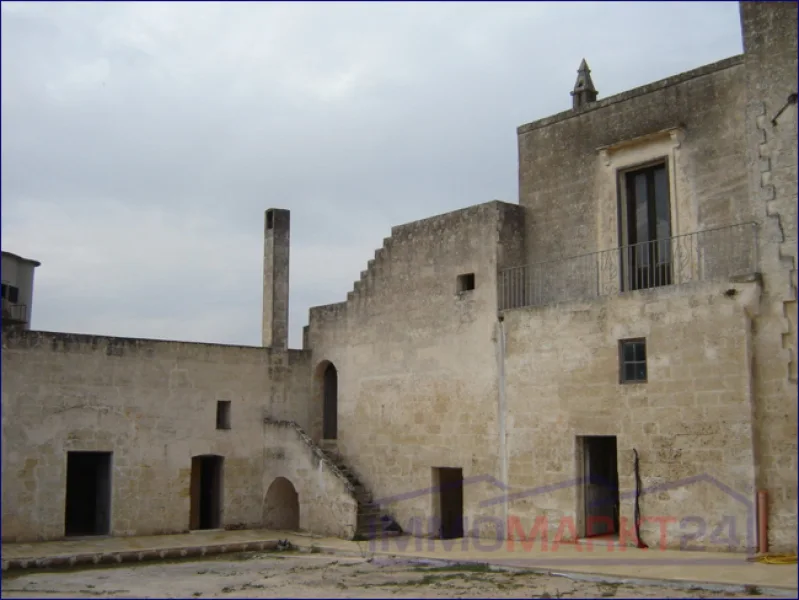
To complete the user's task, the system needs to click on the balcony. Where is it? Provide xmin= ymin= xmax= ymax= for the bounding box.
xmin=498 ymin=222 xmax=758 ymax=311
xmin=1 ymin=299 xmax=28 ymax=326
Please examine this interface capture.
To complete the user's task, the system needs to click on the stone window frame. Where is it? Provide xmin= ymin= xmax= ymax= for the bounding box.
xmin=595 ymin=127 xmax=696 ymax=294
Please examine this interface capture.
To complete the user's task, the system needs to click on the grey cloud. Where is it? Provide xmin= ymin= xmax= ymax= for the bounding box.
xmin=1 ymin=1 xmax=743 ymax=347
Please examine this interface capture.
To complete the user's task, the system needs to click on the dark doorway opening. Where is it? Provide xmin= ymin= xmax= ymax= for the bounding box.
xmin=322 ymin=363 xmax=338 ymax=440
xmin=64 ymin=451 xmax=112 ymax=537
xmin=434 ymin=467 xmax=464 ymax=539
xmin=190 ymin=455 xmax=224 ymax=530
xmin=581 ymin=436 xmax=620 ymax=538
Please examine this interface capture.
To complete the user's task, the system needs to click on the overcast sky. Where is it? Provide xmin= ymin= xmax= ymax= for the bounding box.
xmin=1 ymin=1 xmax=743 ymax=349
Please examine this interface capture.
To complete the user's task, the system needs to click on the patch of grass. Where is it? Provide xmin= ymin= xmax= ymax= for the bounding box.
xmin=510 ymin=569 xmax=543 ymax=577
xmin=367 ymin=572 xmax=477 ymax=588
xmin=744 ymin=584 xmax=762 ymax=596
xmin=413 ymin=562 xmax=493 ymax=573
xmin=2 ymin=548 xmax=290 ymax=580
xmin=241 ymin=582 xmax=265 ymax=590
xmin=494 ymin=580 xmax=525 ymax=590
xmin=597 ymin=581 xmax=621 ymax=597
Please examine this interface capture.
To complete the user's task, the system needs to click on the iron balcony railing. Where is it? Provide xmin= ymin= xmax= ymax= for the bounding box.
xmin=1 ymin=299 xmax=28 ymax=324
xmin=498 ymin=222 xmax=758 ymax=311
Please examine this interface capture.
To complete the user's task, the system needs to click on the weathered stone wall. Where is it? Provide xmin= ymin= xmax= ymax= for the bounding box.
xmin=740 ymin=0 xmax=798 ymax=553
xmin=305 ymin=201 xmax=525 ymax=535
xmin=517 ymin=56 xmax=749 ymax=266
xmin=262 ymin=421 xmax=358 ymax=539
xmin=0 ymin=330 xmax=312 ymax=542
xmin=502 ymin=280 xmax=761 ymax=551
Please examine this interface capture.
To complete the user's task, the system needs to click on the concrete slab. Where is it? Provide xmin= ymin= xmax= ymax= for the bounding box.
xmin=2 ymin=530 xmax=797 ymax=595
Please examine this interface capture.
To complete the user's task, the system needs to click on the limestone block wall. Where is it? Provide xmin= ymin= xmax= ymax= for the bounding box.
xmin=517 ymin=55 xmax=749 ymax=266
xmin=262 ymin=420 xmax=358 ymax=539
xmin=305 ymin=201 xmax=526 ymax=536
xmin=270 ymin=349 xmax=313 ymax=430
xmin=501 ymin=280 xmax=761 ymax=551
xmin=740 ymin=0 xmax=798 ymax=553
xmin=0 ymin=330 xmax=299 ymax=542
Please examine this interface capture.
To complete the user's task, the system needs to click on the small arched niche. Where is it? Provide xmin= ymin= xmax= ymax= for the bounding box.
xmin=264 ymin=476 xmax=299 ymax=531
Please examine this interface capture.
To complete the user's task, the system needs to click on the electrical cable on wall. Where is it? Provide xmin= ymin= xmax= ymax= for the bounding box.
xmin=633 ymin=449 xmax=649 ymax=549
xmin=771 ymin=92 xmax=798 ymax=126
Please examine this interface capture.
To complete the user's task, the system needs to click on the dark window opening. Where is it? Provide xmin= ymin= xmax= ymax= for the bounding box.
xmin=620 ymin=162 xmax=672 ymax=291
xmin=1 ymin=284 xmax=18 ymax=303
xmin=266 ymin=210 xmax=274 ymax=230
xmin=457 ymin=273 xmax=476 ymax=293
xmin=216 ymin=401 xmax=231 ymax=430
xmin=619 ymin=338 xmax=647 ymax=383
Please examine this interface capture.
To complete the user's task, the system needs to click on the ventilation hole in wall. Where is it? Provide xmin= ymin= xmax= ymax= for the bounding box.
xmin=457 ymin=273 xmax=476 ymax=293
xmin=266 ymin=211 xmax=274 ymax=230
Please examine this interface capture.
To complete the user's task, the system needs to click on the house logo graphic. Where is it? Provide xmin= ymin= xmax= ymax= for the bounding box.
xmin=363 ymin=472 xmax=756 ymax=566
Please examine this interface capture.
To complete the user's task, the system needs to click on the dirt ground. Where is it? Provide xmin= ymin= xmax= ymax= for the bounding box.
xmin=0 ymin=549 xmax=790 ymax=599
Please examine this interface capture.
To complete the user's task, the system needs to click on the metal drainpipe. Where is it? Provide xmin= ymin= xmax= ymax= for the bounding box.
xmin=497 ymin=315 xmax=509 ymax=536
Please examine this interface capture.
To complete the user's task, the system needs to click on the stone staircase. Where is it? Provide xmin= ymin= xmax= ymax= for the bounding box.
xmin=264 ymin=418 xmax=399 ymax=540
xmin=318 ymin=441 xmax=400 ymax=540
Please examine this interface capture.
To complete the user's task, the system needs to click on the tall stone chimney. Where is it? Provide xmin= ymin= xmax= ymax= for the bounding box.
xmin=262 ymin=208 xmax=290 ymax=350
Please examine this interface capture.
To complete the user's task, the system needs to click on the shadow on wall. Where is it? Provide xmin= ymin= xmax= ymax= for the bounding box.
xmin=264 ymin=476 xmax=300 ymax=531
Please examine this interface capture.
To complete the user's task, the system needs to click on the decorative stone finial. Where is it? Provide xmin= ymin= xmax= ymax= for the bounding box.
xmin=571 ymin=58 xmax=598 ymax=110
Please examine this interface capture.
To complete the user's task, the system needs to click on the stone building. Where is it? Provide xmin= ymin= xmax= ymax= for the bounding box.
xmin=1 ymin=251 xmax=40 ymax=331
xmin=2 ymin=1 xmax=796 ymax=553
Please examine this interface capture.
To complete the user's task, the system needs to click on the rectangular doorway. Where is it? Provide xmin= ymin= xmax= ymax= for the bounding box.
xmin=581 ymin=436 xmax=619 ymax=538
xmin=190 ymin=455 xmax=223 ymax=530
xmin=433 ymin=467 xmax=464 ymax=539
xmin=64 ymin=451 xmax=112 ymax=537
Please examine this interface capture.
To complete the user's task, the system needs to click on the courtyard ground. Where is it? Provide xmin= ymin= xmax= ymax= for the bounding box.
xmin=1 ymin=550 xmax=795 ymax=599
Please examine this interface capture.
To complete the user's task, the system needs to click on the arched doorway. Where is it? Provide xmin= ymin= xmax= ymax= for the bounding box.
xmin=322 ymin=362 xmax=338 ymax=440
xmin=264 ymin=477 xmax=299 ymax=531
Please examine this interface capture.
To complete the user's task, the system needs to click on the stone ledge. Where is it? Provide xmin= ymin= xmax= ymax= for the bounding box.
xmin=1 ymin=539 xmax=280 ymax=572
xmin=517 ymin=55 xmax=744 ymax=135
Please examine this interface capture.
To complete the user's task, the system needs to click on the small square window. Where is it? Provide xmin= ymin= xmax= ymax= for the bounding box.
xmin=620 ymin=338 xmax=647 ymax=383
xmin=216 ymin=401 xmax=231 ymax=430
xmin=8 ymin=286 xmax=19 ymax=303
xmin=457 ymin=273 xmax=475 ymax=293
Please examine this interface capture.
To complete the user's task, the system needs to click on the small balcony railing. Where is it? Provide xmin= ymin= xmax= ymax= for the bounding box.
xmin=498 ymin=222 xmax=758 ymax=311
xmin=1 ymin=299 xmax=28 ymax=325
